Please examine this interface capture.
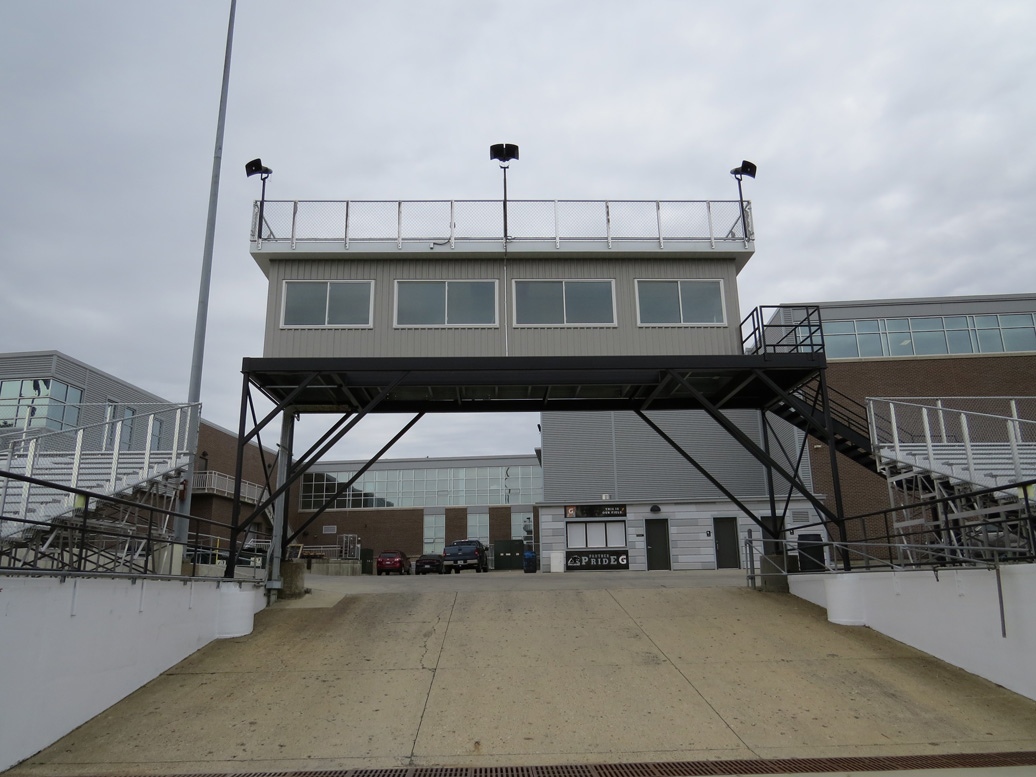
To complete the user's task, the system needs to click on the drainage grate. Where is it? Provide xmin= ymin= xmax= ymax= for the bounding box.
xmin=69 ymin=751 xmax=1036 ymax=777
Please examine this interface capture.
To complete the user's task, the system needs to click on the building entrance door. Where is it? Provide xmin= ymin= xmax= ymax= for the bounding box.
xmin=713 ymin=516 xmax=740 ymax=568
xmin=645 ymin=519 xmax=671 ymax=570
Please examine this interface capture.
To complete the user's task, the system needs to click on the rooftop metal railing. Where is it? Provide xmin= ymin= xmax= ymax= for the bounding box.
xmin=251 ymin=199 xmax=753 ymax=250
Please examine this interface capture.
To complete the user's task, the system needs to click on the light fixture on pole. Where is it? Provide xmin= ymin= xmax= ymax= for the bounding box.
xmin=733 ymin=163 xmax=758 ymax=246
xmin=490 ymin=143 xmax=519 ymax=245
xmin=246 ymin=158 xmax=273 ymax=242
xmin=730 ymin=160 xmax=756 ymax=245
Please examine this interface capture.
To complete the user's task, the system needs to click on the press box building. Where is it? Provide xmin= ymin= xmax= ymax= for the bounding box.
xmin=239 ymin=190 xmax=825 ymax=573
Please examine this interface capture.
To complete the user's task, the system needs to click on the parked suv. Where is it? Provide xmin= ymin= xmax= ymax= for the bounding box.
xmin=376 ymin=550 xmax=411 ymax=575
xmin=441 ymin=539 xmax=489 ymax=573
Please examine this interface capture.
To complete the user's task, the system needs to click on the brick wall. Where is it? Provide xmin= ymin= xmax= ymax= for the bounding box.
xmin=292 ymin=508 xmax=425 ymax=559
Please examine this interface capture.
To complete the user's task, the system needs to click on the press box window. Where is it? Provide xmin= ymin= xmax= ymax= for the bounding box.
xmin=514 ymin=280 xmax=615 ymax=326
xmin=282 ymin=281 xmax=373 ymax=327
xmin=636 ymin=280 xmax=725 ymax=325
xmin=395 ymin=280 xmax=497 ymax=326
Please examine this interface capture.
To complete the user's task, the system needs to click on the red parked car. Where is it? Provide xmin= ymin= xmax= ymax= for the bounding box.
xmin=376 ymin=550 xmax=411 ymax=575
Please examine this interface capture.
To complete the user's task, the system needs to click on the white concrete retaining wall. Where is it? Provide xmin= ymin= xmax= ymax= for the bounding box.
xmin=0 ymin=575 xmax=266 ymax=772
xmin=789 ymin=565 xmax=1036 ymax=701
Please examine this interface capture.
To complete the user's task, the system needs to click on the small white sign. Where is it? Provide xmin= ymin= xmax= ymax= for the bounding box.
xmin=322 ymin=525 xmax=336 ymax=535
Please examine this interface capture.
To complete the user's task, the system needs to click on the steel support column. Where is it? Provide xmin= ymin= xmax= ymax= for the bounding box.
xmin=634 ymin=410 xmax=767 ymax=532
xmin=665 ymin=369 xmax=839 ymax=526
xmin=286 ymin=412 xmax=425 ymax=545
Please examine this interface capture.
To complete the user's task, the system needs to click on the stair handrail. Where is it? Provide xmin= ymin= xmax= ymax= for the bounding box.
xmin=781 ymin=376 xmax=873 ymax=442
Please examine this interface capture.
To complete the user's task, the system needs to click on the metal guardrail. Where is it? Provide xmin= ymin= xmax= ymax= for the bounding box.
xmin=741 ymin=305 xmax=824 ymax=356
xmin=251 ymin=199 xmax=753 ymax=250
xmin=0 ymin=468 xmax=272 ymax=578
xmin=868 ymin=398 xmax=1036 ymax=488
xmin=1 ymin=404 xmax=198 ymax=527
xmin=193 ymin=469 xmax=268 ymax=505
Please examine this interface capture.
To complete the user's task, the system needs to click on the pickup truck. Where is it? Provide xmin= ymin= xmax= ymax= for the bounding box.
xmin=440 ymin=539 xmax=489 ymax=573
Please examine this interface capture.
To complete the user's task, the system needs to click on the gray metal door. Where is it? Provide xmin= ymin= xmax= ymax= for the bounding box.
xmin=645 ymin=519 xmax=671 ymax=570
xmin=713 ymin=517 xmax=740 ymax=569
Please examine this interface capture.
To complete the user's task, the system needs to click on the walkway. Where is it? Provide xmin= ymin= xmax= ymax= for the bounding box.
xmin=6 ymin=570 xmax=1036 ymax=777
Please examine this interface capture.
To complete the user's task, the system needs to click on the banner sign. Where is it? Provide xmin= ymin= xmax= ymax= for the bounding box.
xmin=565 ymin=550 xmax=630 ymax=571
xmin=565 ymin=504 xmax=627 ymax=518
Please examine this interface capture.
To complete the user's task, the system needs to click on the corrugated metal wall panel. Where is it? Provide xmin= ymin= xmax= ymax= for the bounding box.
xmin=262 ymin=254 xmax=744 ymax=358
xmin=541 ymin=411 xmax=617 ymax=502
xmin=0 ymin=354 xmax=59 ymax=380
xmin=613 ymin=410 xmax=766 ymax=501
xmin=542 ymin=410 xmax=812 ymax=505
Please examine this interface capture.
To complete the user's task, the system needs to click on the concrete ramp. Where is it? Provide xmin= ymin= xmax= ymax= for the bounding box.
xmin=7 ymin=570 xmax=1036 ymax=775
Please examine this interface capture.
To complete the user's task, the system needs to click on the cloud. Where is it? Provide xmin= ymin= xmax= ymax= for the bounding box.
xmin=3 ymin=0 xmax=1035 ymax=459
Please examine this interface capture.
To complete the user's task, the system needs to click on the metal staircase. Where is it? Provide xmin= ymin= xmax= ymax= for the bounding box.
xmin=766 ymin=376 xmax=878 ymax=471
xmin=767 ymin=384 xmax=1036 ymax=560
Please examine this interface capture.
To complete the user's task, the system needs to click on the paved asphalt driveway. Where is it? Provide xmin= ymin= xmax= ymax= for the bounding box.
xmin=7 ymin=569 xmax=1036 ymax=776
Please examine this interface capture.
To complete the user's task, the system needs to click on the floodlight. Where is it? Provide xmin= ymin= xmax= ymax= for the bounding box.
xmin=490 ymin=143 xmax=520 ymax=163
xmin=246 ymin=157 xmax=273 ymax=242
xmin=730 ymin=160 xmax=756 ymax=245
xmin=245 ymin=158 xmax=273 ymax=178
xmin=490 ymin=143 xmax=520 ymax=246
xmin=730 ymin=160 xmax=757 ymax=179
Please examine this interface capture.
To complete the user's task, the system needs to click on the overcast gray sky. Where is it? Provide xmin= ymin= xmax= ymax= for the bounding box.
xmin=2 ymin=1 xmax=1034 ymax=461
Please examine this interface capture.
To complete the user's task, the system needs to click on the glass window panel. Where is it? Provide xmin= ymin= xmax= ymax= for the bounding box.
xmin=888 ymin=333 xmax=914 ymax=356
xmin=909 ymin=317 xmax=943 ymax=331
xmin=327 ymin=282 xmax=372 ymax=325
xmin=857 ymin=333 xmax=884 ymax=357
xmin=825 ymin=334 xmax=859 ymax=358
xmin=283 ymin=282 xmax=327 ymax=325
xmin=823 ymin=321 xmax=856 ymax=335
xmin=946 ymin=329 xmax=974 ymax=354
xmin=943 ymin=316 xmax=968 ymax=329
xmin=975 ymin=315 xmax=999 ymax=329
xmin=855 ymin=319 xmax=880 ymax=333
xmin=512 ymin=511 xmax=533 ymax=540
xmin=586 ymin=522 xmax=608 ymax=547
xmin=64 ymin=404 xmax=81 ymax=427
xmin=637 ymin=281 xmax=681 ymax=324
xmin=913 ymin=330 xmax=948 ymax=355
xmin=397 ymin=281 xmax=446 ymax=325
xmin=565 ymin=281 xmax=614 ymax=324
xmin=1002 ymin=327 xmax=1036 ymax=352
xmin=447 ymin=281 xmax=496 ymax=324
xmin=680 ymin=280 xmax=724 ymax=323
xmin=606 ymin=521 xmax=626 ymax=548
xmin=1000 ymin=314 xmax=1035 ymax=328
xmin=977 ymin=329 xmax=1004 ymax=352
xmin=515 ymin=281 xmax=564 ymax=324
xmin=567 ymin=523 xmax=587 ymax=548
xmin=886 ymin=318 xmax=909 ymax=332
xmin=51 ymin=382 xmax=67 ymax=402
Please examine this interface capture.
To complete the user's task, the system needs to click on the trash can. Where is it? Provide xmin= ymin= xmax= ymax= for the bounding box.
xmin=523 ymin=549 xmax=537 ymax=573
